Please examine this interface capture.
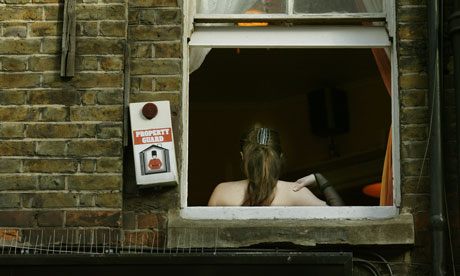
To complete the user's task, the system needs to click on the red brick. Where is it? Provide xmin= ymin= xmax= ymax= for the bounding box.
xmin=123 ymin=231 xmax=164 ymax=247
xmin=122 ymin=212 xmax=136 ymax=230
xmin=37 ymin=211 xmax=64 ymax=227
xmin=21 ymin=229 xmax=70 ymax=246
xmin=66 ymin=211 xmax=121 ymax=227
xmin=137 ymin=212 xmax=165 ymax=229
xmin=413 ymin=211 xmax=430 ymax=229
xmin=0 ymin=229 xmax=19 ymax=240
xmin=0 ymin=211 xmax=36 ymax=227
xmin=93 ymin=228 xmax=121 ymax=246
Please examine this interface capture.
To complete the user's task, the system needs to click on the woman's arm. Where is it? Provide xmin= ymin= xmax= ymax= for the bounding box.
xmin=293 ymin=174 xmax=345 ymax=206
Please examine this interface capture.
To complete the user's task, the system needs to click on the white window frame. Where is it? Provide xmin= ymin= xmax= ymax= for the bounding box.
xmin=180 ymin=0 xmax=400 ymax=220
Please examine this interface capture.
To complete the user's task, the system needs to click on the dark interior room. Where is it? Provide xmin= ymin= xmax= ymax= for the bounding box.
xmin=188 ymin=48 xmax=391 ymax=206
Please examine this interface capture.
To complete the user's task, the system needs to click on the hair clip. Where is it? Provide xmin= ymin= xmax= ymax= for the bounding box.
xmin=257 ymin=128 xmax=270 ymax=146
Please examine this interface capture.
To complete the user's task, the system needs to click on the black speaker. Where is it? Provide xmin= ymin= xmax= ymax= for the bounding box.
xmin=308 ymin=87 xmax=349 ymax=137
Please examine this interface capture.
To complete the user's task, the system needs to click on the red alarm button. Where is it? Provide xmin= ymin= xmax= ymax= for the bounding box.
xmin=142 ymin=103 xmax=158 ymax=119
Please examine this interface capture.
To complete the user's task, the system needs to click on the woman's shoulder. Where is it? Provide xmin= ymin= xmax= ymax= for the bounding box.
xmin=276 ymin=180 xmax=299 ymax=191
xmin=276 ymin=180 xmax=306 ymax=195
xmin=217 ymin=179 xmax=248 ymax=188
xmin=213 ymin=180 xmax=248 ymax=194
xmin=208 ymin=180 xmax=247 ymax=206
xmin=274 ymin=180 xmax=327 ymax=206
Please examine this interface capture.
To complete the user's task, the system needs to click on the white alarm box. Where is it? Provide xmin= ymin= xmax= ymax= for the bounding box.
xmin=129 ymin=101 xmax=178 ymax=186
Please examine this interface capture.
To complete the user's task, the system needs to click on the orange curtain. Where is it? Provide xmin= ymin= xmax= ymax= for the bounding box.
xmin=354 ymin=1 xmax=393 ymax=205
xmin=380 ymin=126 xmax=393 ymax=205
xmin=372 ymin=48 xmax=393 ymax=206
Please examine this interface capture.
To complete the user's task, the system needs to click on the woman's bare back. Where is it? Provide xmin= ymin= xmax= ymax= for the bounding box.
xmin=208 ymin=180 xmax=326 ymax=206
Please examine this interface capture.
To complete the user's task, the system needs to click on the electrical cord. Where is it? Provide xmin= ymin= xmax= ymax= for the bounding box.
xmin=367 ymin=251 xmax=394 ymax=276
xmin=353 ymin=258 xmax=381 ymax=276
xmin=354 ymin=250 xmax=393 ymax=276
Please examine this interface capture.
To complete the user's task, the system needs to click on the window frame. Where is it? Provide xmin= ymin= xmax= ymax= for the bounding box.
xmin=180 ymin=0 xmax=400 ymax=220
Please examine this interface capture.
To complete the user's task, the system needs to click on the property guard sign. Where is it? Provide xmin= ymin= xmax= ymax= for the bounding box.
xmin=129 ymin=101 xmax=178 ymax=186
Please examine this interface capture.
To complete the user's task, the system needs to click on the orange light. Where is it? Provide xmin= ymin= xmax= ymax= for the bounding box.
xmin=362 ymin=182 xmax=381 ymax=198
xmin=237 ymin=10 xmax=269 ymax=27
xmin=237 ymin=22 xmax=269 ymax=26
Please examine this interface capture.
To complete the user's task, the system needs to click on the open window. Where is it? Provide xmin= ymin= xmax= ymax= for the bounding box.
xmin=180 ymin=0 xmax=399 ymax=219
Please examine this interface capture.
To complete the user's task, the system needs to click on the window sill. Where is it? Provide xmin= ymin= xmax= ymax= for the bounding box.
xmin=167 ymin=210 xmax=414 ymax=247
xmin=180 ymin=206 xmax=398 ymax=220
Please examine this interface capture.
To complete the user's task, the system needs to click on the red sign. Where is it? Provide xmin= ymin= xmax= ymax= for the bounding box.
xmin=133 ymin=128 xmax=172 ymax=145
xmin=148 ymin=159 xmax=163 ymax=170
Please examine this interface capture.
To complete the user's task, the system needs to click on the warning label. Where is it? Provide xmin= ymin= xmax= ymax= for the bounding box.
xmin=133 ymin=128 xmax=172 ymax=145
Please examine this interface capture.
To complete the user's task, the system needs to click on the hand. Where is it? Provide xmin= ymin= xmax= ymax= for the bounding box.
xmin=292 ymin=174 xmax=316 ymax=192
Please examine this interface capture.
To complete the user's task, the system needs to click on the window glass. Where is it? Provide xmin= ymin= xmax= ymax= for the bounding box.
xmin=294 ymin=0 xmax=383 ymax=14
xmin=196 ymin=0 xmax=287 ymax=15
xmin=195 ymin=0 xmax=383 ymax=15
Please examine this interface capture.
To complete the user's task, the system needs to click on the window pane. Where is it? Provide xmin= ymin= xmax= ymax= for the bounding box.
xmin=294 ymin=0 xmax=383 ymax=13
xmin=196 ymin=0 xmax=286 ymax=14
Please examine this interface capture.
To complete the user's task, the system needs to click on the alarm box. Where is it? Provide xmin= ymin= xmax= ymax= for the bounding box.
xmin=129 ymin=101 xmax=178 ymax=187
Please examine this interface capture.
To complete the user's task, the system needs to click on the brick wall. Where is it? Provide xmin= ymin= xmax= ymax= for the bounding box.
xmin=398 ymin=0 xmax=460 ymax=274
xmin=122 ymin=0 xmax=182 ymax=248
xmin=0 ymin=0 xmax=459 ymax=274
xmin=0 ymin=0 xmax=126 ymax=244
xmin=128 ymin=0 xmax=181 ymax=104
xmin=397 ymin=0 xmax=431 ymax=272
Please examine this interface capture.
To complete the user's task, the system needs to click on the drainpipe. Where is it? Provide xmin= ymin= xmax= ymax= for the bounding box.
xmin=428 ymin=0 xmax=446 ymax=275
xmin=450 ymin=0 xmax=460 ymax=203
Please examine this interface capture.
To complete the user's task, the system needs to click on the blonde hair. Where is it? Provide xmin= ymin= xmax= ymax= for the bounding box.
xmin=240 ymin=125 xmax=282 ymax=206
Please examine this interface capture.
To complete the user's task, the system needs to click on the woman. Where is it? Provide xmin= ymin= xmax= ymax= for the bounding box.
xmin=208 ymin=125 xmax=344 ymax=206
